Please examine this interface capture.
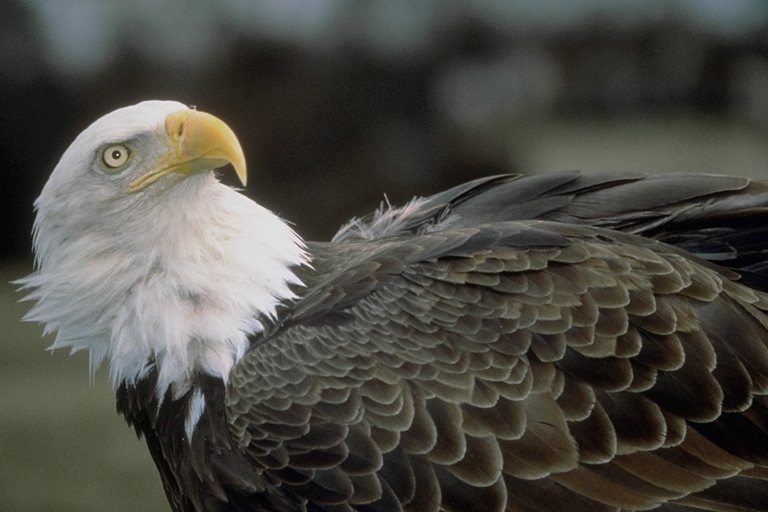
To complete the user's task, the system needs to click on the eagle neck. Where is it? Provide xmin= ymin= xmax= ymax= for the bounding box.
xmin=22 ymin=176 xmax=308 ymax=398
xmin=109 ymin=179 xmax=309 ymax=396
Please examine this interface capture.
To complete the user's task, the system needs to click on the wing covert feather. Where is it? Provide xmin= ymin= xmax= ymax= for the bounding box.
xmin=227 ymin=221 xmax=768 ymax=511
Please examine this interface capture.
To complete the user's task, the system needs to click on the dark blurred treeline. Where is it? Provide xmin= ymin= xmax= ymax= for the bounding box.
xmin=3 ymin=1 xmax=768 ymax=259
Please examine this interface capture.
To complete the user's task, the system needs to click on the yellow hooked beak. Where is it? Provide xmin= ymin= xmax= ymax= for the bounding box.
xmin=127 ymin=109 xmax=247 ymax=193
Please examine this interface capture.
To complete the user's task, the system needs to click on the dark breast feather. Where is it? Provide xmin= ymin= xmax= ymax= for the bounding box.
xmin=225 ymin=216 xmax=768 ymax=512
xmin=117 ymin=372 xmax=301 ymax=512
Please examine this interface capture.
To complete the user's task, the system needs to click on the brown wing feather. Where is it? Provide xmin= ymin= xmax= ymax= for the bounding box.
xmin=227 ymin=220 xmax=768 ymax=512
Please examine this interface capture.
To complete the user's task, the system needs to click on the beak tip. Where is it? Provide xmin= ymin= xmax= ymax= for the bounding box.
xmin=237 ymin=166 xmax=248 ymax=187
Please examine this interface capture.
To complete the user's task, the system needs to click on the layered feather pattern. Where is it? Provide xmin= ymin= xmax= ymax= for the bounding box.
xmin=220 ymin=173 xmax=768 ymax=511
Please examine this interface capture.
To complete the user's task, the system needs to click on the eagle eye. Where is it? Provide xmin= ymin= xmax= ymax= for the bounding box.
xmin=102 ymin=144 xmax=130 ymax=170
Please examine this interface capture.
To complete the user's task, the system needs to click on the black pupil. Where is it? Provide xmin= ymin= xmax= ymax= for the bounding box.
xmin=111 ymin=149 xmax=122 ymax=160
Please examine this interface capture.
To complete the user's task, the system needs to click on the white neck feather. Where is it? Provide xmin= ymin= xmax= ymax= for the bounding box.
xmin=20 ymin=175 xmax=307 ymax=397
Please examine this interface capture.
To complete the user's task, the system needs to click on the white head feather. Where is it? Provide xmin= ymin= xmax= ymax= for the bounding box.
xmin=18 ymin=100 xmax=307 ymax=397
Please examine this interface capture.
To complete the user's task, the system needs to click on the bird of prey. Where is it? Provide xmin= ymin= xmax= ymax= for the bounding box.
xmin=19 ymin=100 xmax=768 ymax=511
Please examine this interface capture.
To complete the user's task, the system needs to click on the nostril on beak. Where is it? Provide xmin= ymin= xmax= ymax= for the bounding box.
xmin=165 ymin=110 xmax=193 ymax=143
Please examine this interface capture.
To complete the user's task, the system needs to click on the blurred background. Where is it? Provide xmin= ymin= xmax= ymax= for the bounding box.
xmin=2 ymin=1 xmax=768 ymax=510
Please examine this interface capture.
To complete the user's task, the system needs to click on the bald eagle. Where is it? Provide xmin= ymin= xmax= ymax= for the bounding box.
xmin=19 ymin=100 xmax=768 ymax=512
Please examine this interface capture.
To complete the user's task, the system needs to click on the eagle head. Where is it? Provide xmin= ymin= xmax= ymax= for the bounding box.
xmin=19 ymin=100 xmax=307 ymax=397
